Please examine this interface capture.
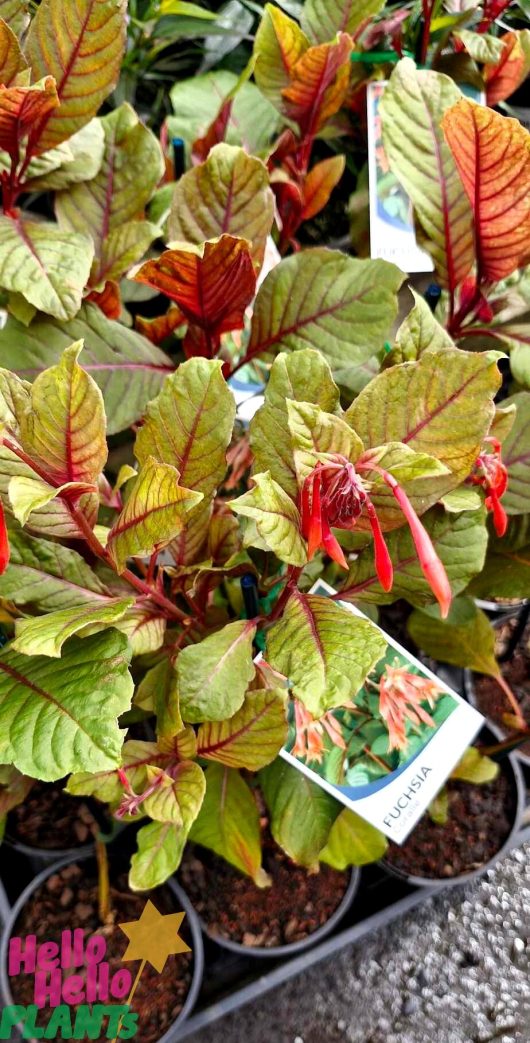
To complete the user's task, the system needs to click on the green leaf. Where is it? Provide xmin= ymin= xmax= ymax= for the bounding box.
xmin=25 ymin=0 xmax=127 ymax=153
xmin=0 ymin=304 xmax=175 ymax=435
xmin=197 ymin=688 xmax=287 ymax=769
xmin=148 ymin=658 xmax=183 ymax=744
xmin=248 ymin=250 xmax=404 ymax=389
xmin=11 ymin=597 xmax=134 ymax=658
xmin=362 ymin=442 xmax=450 ymax=485
xmin=379 ymin=59 xmax=474 ymax=293
xmin=428 ymin=788 xmax=449 ymax=825
xmin=260 ymin=758 xmax=339 ymax=869
xmin=266 ymin=591 xmax=387 ymax=715
xmin=23 ymin=119 xmax=105 ymax=192
xmin=0 ymin=526 xmax=113 ymax=611
xmin=67 ymin=739 xmax=169 ymax=803
xmin=135 ymin=358 xmax=236 ymax=564
xmin=168 ymin=71 xmax=280 ymax=159
xmin=501 ymin=392 xmax=530 ymax=515
xmin=168 ymin=143 xmax=274 ymax=268
xmin=21 ymin=342 xmax=107 ymax=486
xmin=56 ymin=104 xmax=164 ymax=288
xmin=0 ymin=1 xmax=29 ymax=36
xmin=0 ymin=630 xmax=133 ymax=781
xmin=1 ymin=469 xmax=98 ymax=539
xmin=0 ymin=216 xmax=94 ymax=321
xmin=301 ymin=0 xmax=385 ymax=44
xmin=287 ymin=401 xmax=364 ymax=483
xmin=468 ymin=521 xmax=530 ymax=600
xmin=440 ymin=488 xmax=482 ymax=513
xmin=113 ymin=604 xmax=166 ymax=657
xmin=177 ymin=619 xmax=256 ymax=723
xmin=161 ymin=0 xmax=216 ymax=16
xmin=455 ymin=29 xmax=505 ymax=63
xmin=142 ymin=760 xmax=205 ymax=826
xmin=250 ymin=349 xmax=340 ymax=498
xmin=319 ymin=808 xmax=388 ymax=868
xmin=407 ymin=596 xmax=499 ymax=677
xmin=341 ymin=504 xmax=487 ymax=607
xmin=107 ymin=457 xmax=202 ymax=573
xmin=189 ymin=763 xmax=268 ymax=885
xmin=129 ymin=821 xmax=184 ymax=891
xmin=385 ymin=289 xmax=455 ymax=366
xmin=451 ymin=747 xmax=499 ymax=783
xmin=231 ymin=471 xmax=307 ymax=566
xmin=346 ymin=349 xmax=501 ymax=523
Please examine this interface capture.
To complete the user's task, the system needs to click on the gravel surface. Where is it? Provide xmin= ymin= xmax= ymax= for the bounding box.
xmin=187 ymin=841 xmax=529 ymax=1043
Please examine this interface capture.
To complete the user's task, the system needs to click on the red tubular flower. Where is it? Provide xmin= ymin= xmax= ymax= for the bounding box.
xmin=468 ymin=438 xmax=508 ymax=538
xmin=0 ymin=502 xmax=9 ymax=575
xmin=300 ymin=455 xmax=451 ymax=616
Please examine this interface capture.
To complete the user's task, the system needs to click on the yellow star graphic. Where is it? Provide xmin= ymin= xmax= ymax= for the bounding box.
xmin=118 ymin=899 xmax=191 ymax=974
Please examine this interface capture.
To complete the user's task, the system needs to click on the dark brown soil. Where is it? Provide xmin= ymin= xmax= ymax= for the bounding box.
xmin=384 ymin=769 xmax=517 ymax=879
xmin=180 ymin=838 xmax=350 ymax=949
xmin=473 ymin=620 xmax=530 ymax=759
xmin=7 ymin=781 xmax=97 ymax=850
xmin=9 ymin=864 xmax=194 ymax=1043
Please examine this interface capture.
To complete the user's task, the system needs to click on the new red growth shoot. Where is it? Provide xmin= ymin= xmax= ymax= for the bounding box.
xmin=468 ymin=438 xmax=508 ymax=538
xmin=300 ymin=456 xmax=452 ymax=617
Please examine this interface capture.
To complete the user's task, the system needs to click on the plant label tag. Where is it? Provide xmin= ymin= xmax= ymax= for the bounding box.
xmin=280 ymin=580 xmax=484 ymax=843
xmin=367 ymin=81 xmax=435 ymax=273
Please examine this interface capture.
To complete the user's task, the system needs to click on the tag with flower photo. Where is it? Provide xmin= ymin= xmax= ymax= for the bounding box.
xmin=280 ymin=580 xmax=484 ymax=843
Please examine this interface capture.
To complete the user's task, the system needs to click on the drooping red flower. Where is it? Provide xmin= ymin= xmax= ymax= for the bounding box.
xmin=300 ymin=455 xmax=452 ymax=617
xmin=469 ymin=437 xmax=508 ymax=537
xmin=0 ymin=501 xmax=9 ymax=575
xmin=379 ymin=664 xmax=442 ymax=751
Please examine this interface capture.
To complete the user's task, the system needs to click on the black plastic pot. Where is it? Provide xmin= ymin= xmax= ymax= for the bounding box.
xmin=0 ymin=853 xmax=205 ymax=1043
xmin=0 ymin=877 xmax=9 ymax=930
xmin=185 ymin=865 xmax=360 ymax=959
xmin=474 ymin=597 xmax=529 ymax=620
xmin=381 ymin=733 xmax=525 ymax=888
xmin=3 ymin=833 xmax=95 ymax=874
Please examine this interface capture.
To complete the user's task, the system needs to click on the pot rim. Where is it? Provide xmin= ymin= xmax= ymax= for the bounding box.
xmin=381 ymin=725 xmax=526 ymax=888
xmin=463 ymin=663 xmax=530 ymax=771
xmin=183 ymin=863 xmax=360 ymax=959
xmin=3 ymin=834 xmax=95 ymax=863
xmin=0 ymin=852 xmax=205 ymax=1043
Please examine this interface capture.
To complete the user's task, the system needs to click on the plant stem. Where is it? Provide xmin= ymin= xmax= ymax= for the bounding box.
xmin=268 ymin=566 xmax=303 ymax=621
xmin=362 ymin=745 xmax=391 ymax=772
xmin=495 ymin=673 xmax=525 ymax=729
xmin=95 ymin=838 xmax=111 ymax=925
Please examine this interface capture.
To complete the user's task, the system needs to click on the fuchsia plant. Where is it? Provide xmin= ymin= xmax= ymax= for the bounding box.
xmin=0 ymin=1 xmax=528 ymax=893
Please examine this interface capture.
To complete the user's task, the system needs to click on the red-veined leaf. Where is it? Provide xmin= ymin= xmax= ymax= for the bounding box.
xmin=301 ymin=154 xmax=346 ymax=220
xmin=282 ymin=32 xmax=352 ymax=137
xmin=133 ymin=235 xmax=256 ymax=358
xmin=485 ymin=30 xmax=530 ymax=106
xmin=24 ymin=0 xmax=127 ymax=154
xmin=380 ymin=59 xmax=474 ymax=294
xmin=441 ymin=99 xmax=530 ymax=282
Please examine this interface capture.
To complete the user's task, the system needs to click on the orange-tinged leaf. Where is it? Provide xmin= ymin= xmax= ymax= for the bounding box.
xmin=86 ymin=280 xmax=121 ymax=320
xmin=0 ymin=78 xmax=58 ymax=160
xmin=282 ymin=33 xmax=352 ymax=136
xmin=253 ymin=3 xmax=309 ymax=112
xmin=441 ymin=99 xmax=530 ymax=282
xmin=0 ymin=18 xmax=28 ymax=86
xmin=133 ymin=236 xmax=257 ymax=356
xmin=24 ymin=0 xmax=127 ymax=153
xmin=135 ymin=307 xmax=184 ymax=345
xmin=485 ymin=30 xmax=530 ymax=106
xmin=301 ymin=154 xmax=346 ymax=220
